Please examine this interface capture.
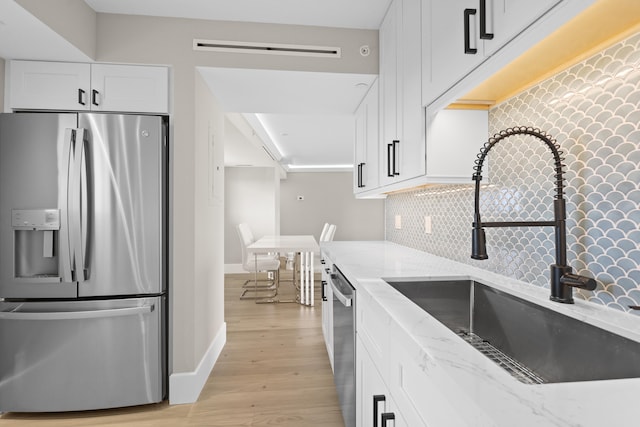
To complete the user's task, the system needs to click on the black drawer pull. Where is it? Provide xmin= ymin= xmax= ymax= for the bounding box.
xmin=373 ymin=395 xmax=386 ymax=427
xmin=382 ymin=412 xmax=395 ymax=426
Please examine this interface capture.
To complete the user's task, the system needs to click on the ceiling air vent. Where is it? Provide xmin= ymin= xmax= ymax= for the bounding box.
xmin=193 ymin=39 xmax=341 ymax=58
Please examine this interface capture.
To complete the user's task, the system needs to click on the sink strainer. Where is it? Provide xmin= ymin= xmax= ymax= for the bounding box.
xmin=458 ymin=331 xmax=545 ymax=385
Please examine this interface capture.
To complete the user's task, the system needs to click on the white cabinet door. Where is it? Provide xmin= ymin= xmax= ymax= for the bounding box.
xmin=379 ymin=0 xmax=425 ymax=187
xmin=398 ymin=0 xmax=425 ymax=181
xmin=9 ymin=61 xmax=91 ymax=111
xmin=8 ymin=61 xmax=169 ymax=113
xmin=91 ymin=64 xmax=169 ymax=113
xmin=422 ymin=0 xmax=482 ymax=106
xmin=483 ymin=0 xmax=561 ymax=56
xmin=357 ymin=337 xmax=388 ymax=427
xmin=354 ymin=79 xmax=380 ymax=194
xmin=357 ymin=337 xmax=417 ymax=427
xmin=379 ymin=0 xmax=400 ymax=186
xmin=320 ymin=256 xmax=333 ymax=370
xmin=423 ymin=0 xmax=563 ymax=105
xmin=388 ymin=321 xmax=473 ymax=427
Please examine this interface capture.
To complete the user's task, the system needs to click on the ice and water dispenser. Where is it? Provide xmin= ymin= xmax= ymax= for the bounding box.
xmin=12 ymin=209 xmax=61 ymax=282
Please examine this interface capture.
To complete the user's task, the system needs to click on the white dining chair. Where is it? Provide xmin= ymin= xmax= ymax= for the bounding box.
xmin=237 ymin=223 xmax=280 ymax=299
xmin=323 ymin=224 xmax=336 ymax=242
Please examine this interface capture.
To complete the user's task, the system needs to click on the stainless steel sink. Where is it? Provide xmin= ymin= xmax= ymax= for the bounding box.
xmin=385 ymin=278 xmax=640 ymax=384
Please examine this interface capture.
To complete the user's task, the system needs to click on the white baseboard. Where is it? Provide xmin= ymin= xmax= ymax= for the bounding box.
xmin=169 ymin=322 xmax=226 ymax=405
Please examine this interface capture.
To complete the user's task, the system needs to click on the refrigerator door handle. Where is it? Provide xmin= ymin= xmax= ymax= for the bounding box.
xmin=60 ymin=128 xmax=75 ymax=283
xmin=78 ymin=128 xmax=89 ymax=282
xmin=0 ymin=304 xmax=154 ymax=321
xmin=70 ymin=128 xmax=87 ymax=282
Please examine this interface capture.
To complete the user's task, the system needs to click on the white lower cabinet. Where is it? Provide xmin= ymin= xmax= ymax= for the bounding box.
xmin=357 ymin=337 xmax=411 ymax=427
xmin=356 ymin=287 xmax=474 ymax=427
xmin=388 ymin=321 xmax=471 ymax=427
xmin=320 ymin=256 xmax=333 ymax=370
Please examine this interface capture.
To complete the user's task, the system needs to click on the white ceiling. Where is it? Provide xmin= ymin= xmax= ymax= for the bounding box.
xmin=84 ymin=0 xmax=391 ymax=30
xmin=198 ymin=67 xmax=377 ymax=167
xmin=0 ymin=0 xmax=91 ymax=61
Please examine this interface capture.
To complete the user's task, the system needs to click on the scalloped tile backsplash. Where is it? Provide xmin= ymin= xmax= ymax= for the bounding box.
xmin=386 ymin=31 xmax=640 ymax=315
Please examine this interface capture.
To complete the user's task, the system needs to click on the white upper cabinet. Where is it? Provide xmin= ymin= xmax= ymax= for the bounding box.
xmin=483 ymin=0 xmax=561 ymax=56
xmin=379 ymin=0 xmax=425 ymax=187
xmin=90 ymin=64 xmax=168 ymax=113
xmin=8 ymin=61 xmax=169 ymax=114
xmin=9 ymin=61 xmax=92 ymax=111
xmin=354 ymin=79 xmax=380 ymax=194
xmin=422 ymin=0 xmax=561 ymax=105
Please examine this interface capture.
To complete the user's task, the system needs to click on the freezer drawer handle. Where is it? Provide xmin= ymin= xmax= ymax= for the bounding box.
xmin=0 ymin=304 xmax=154 ymax=321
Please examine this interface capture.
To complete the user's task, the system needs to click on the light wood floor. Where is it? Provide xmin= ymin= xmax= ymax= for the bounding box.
xmin=0 ymin=273 xmax=344 ymax=427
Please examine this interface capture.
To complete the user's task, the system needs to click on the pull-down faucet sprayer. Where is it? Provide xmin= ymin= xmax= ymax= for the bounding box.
xmin=471 ymin=127 xmax=597 ymax=304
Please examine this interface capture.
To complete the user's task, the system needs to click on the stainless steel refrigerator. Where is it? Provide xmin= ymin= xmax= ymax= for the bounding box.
xmin=0 ymin=112 xmax=168 ymax=412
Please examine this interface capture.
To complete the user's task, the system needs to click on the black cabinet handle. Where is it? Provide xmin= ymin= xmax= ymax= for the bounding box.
xmin=358 ymin=162 xmax=366 ymax=188
xmin=392 ymin=140 xmax=400 ymax=176
xmin=479 ymin=0 xmax=494 ymax=40
xmin=387 ymin=143 xmax=394 ymax=177
xmin=78 ymin=89 xmax=86 ymax=106
xmin=320 ymin=259 xmax=325 ymax=265
xmin=382 ymin=412 xmax=395 ymax=426
xmin=373 ymin=395 xmax=386 ymax=427
xmin=92 ymin=89 xmax=99 ymax=106
xmin=464 ymin=9 xmax=478 ymax=54
xmin=321 ymin=280 xmax=327 ymax=301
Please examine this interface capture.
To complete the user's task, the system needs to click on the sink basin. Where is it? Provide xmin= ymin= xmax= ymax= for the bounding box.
xmin=385 ymin=278 xmax=640 ymax=384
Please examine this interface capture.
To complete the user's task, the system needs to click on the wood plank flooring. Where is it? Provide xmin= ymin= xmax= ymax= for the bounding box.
xmin=0 ymin=273 xmax=344 ymax=427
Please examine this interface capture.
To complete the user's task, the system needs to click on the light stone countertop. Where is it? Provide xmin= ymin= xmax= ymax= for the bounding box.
xmin=321 ymin=240 xmax=640 ymax=427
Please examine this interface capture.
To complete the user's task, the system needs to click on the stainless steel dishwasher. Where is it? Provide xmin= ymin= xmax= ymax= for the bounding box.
xmin=330 ymin=265 xmax=356 ymax=427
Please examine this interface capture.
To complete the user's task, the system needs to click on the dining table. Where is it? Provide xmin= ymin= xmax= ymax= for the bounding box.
xmin=247 ymin=235 xmax=319 ymax=306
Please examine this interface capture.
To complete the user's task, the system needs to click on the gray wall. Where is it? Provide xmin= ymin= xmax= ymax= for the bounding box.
xmin=225 ymin=167 xmax=279 ymax=265
xmin=16 ymin=0 xmax=97 ymax=59
xmin=386 ymin=30 xmax=640 ymax=315
xmin=281 ymin=172 xmax=385 ymax=241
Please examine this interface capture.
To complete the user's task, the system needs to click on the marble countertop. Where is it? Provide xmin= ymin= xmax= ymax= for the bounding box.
xmin=321 ymin=240 xmax=640 ymax=427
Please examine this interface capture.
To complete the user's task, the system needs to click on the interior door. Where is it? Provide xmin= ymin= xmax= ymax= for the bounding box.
xmin=78 ymin=113 xmax=165 ymax=298
xmin=0 ymin=113 xmax=79 ymax=299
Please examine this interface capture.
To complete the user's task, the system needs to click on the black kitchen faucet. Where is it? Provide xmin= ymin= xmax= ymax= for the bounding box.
xmin=471 ymin=126 xmax=597 ymax=304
